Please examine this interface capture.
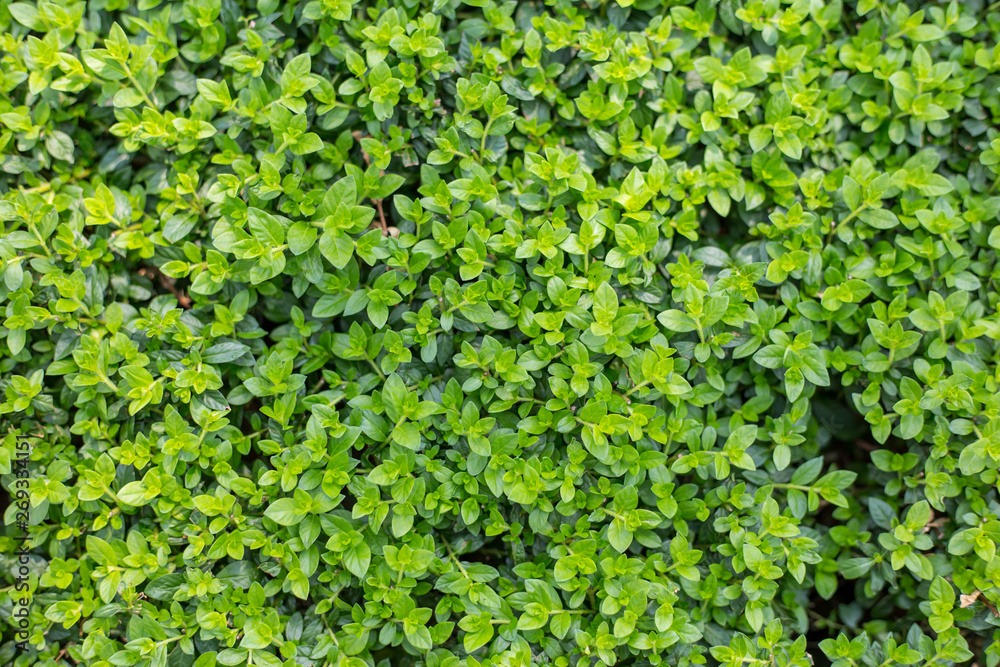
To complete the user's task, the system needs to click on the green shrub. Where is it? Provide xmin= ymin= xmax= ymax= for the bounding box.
xmin=2 ymin=0 xmax=1000 ymax=665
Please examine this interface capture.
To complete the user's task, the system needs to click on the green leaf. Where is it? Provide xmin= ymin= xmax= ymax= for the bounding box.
xmin=248 ymin=207 xmax=286 ymax=246
xmin=607 ymin=519 xmax=633 ymax=552
xmin=45 ymin=131 xmax=74 ymax=162
xmin=264 ymin=498 xmax=304 ymax=526
xmin=593 ymin=282 xmax=619 ymax=324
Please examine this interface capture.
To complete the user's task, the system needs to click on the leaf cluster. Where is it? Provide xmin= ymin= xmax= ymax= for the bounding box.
xmin=1 ymin=1 xmax=1000 ymax=667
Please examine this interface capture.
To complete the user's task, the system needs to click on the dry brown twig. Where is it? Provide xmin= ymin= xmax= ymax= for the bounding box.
xmin=139 ymin=265 xmax=192 ymax=309
xmin=352 ymin=131 xmax=389 ymax=236
xmin=959 ymin=589 xmax=1000 ymax=617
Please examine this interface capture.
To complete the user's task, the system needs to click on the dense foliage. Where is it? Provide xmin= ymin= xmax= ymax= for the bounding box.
xmin=1 ymin=0 xmax=1000 ymax=665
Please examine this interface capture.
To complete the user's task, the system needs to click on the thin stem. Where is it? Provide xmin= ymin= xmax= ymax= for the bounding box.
xmin=365 ymin=357 xmax=386 ymax=380
xmin=624 ymin=380 xmax=650 ymax=397
xmin=773 ymin=483 xmax=812 ymax=492
xmin=445 ymin=542 xmax=468 ymax=577
xmin=103 ymin=485 xmax=121 ymax=504
xmin=99 ymin=374 xmax=119 ymax=393
xmin=480 ymin=118 xmax=493 ymax=156
xmin=826 ymin=204 xmax=867 ymax=245
xmin=123 ymin=65 xmax=157 ymax=109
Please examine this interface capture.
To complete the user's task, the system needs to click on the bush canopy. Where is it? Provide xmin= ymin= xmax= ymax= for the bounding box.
xmin=1 ymin=0 xmax=1000 ymax=666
